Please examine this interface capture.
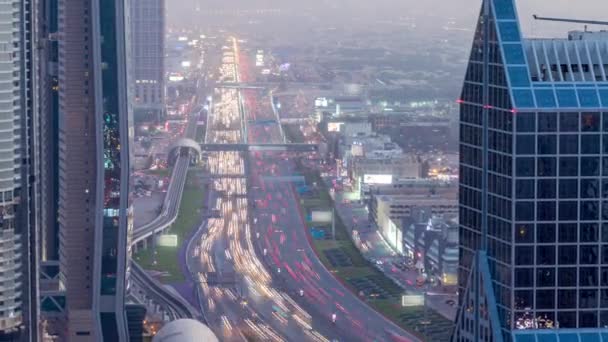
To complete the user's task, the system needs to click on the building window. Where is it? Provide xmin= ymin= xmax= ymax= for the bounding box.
xmin=538 ymin=112 xmax=557 ymax=132
xmin=581 ymin=179 xmax=600 ymax=198
xmin=581 ymin=157 xmax=600 ymax=176
xmin=582 ymin=135 xmax=600 ymax=154
xmin=559 ymin=180 xmax=578 ymax=199
xmin=536 ymin=268 xmax=555 ymax=287
xmin=559 ymin=157 xmax=578 ymax=177
xmin=558 ymin=289 xmax=577 ymax=308
xmin=515 ymin=268 xmax=533 ymax=287
xmin=559 ymin=112 xmax=579 ymax=132
xmin=538 ymin=179 xmax=556 ymax=198
xmin=558 ymin=245 xmax=577 ymax=264
xmin=558 ymin=268 xmax=577 ymax=287
xmin=559 ymin=201 xmax=578 ymax=220
xmin=538 ymin=135 xmax=557 ymax=154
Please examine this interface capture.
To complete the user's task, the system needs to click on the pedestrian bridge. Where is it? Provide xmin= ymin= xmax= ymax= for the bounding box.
xmin=167 ymin=138 xmax=202 ymax=164
xmin=200 ymin=143 xmax=318 ymax=152
xmin=168 ymin=140 xmax=317 ymax=163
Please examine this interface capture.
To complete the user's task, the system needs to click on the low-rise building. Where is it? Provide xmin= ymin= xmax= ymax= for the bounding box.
xmin=362 ymin=178 xmax=456 ymax=202
xmin=350 ymin=154 xmax=424 ymax=183
xmin=403 ymin=215 xmax=459 ymax=286
xmin=372 ymin=193 xmax=458 ymax=230
xmin=371 ymin=191 xmax=458 ymax=255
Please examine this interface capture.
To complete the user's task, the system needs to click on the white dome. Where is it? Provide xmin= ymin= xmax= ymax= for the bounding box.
xmin=152 ymin=319 xmax=219 ymax=342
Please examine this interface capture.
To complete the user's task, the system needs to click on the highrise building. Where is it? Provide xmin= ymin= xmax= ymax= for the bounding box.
xmin=58 ymin=0 xmax=133 ymax=340
xmin=454 ymin=1 xmax=608 ymax=341
xmin=131 ymin=0 xmax=165 ymax=122
xmin=0 ymin=0 xmax=43 ymax=339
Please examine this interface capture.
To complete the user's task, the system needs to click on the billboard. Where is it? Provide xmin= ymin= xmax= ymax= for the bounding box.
xmin=314 ymin=97 xmax=329 ymax=108
xmin=157 ymin=235 xmax=178 ymax=247
xmin=363 ymin=174 xmax=393 ymax=185
xmin=310 ymin=210 xmax=333 ymax=223
xmin=168 ymin=74 xmax=184 ymax=82
xmin=401 ymin=294 xmax=425 ymax=307
xmin=327 ymin=122 xmax=343 ymax=132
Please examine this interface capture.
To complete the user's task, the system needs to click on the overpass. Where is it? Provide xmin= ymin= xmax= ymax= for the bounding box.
xmin=130 ymin=262 xmax=199 ymax=321
xmin=129 ymin=104 xmax=203 ymax=323
xmin=200 ymin=143 xmax=318 ymax=152
xmin=215 ymin=81 xmax=332 ymax=89
xmin=279 ymin=117 xmax=311 ymax=124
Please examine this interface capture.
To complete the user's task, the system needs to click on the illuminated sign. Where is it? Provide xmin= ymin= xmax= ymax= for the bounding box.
xmin=181 ymin=61 xmax=191 ymax=68
xmin=157 ymin=235 xmax=178 ymax=247
xmin=311 ymin=210 xmax=333 ymax=223
xmin=327 ymin=122 xmax=343 ymax=132
xmin=363 ymin=174 xmax=393 ymax=185
xmin=402 ymin=295 xmax=424 ymax=307
xmin=315 ymin=97 xmax=329 ymax=108
xmin=169 ymin=74 xmax=184 ymax=82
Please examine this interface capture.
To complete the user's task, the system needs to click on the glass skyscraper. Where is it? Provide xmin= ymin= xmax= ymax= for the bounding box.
xmin=454 ymin=1 xmax=608 ymax=341
xmin=131 ymin=0 xmax=165 ymax=122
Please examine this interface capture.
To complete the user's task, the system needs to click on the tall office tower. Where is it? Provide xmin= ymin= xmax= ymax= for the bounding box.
xmin=0 ymin=0 xmax=43 ymax=339
xmin=131 ymin=0 xmax=165 ymax=122
xmin=58 ymin=0 xmax=133 ymax=340
xmin=21 ymin=0 xmax=44 ymax=338
xmin=454 ymin=1 xmax=608 ymax=341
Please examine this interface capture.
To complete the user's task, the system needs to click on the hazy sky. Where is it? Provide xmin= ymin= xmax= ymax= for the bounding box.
xmin=167 ymin=1 xmax=608 ymax=37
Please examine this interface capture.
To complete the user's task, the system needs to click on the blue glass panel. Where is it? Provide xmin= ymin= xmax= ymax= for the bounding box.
xmin=515 ymin=335 xmax=536 ymax=342
xmin=508 ymin=66 xmax=531 ymax=87
xmin=602 ymin=333 xmax=608 ymax=342
xmin=535 ymin=89 xmax=557 ymax=108
xmin=599 ymin=89 xmax=608 ymax=107
xmin=513 ymin=89 xmax=535 ymax=108
xmin=534 ymin=84 xmax=553 ymax=88
xmin=538 ymin=334 xmax=558 ymax=342
xmin=503 ymin=43 xmax=526 ymax=64
xmin=493 ymin=0 xmax=516 ymax=19
xmin=580 ymin=333 xmax=601 ymax=342
xmin=558 ymin=333 xmax=579 ymax=342
xmin=578 ymin=89 xmax=600 ymax=107
xmin=556 ymin=89 xmax=579 ymax=107
xmin=498 ymin=21 xmax=521 ymax=42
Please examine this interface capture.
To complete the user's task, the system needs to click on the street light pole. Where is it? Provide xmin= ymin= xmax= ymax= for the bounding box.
xmin=332 ymin=207 xmax=336 ymax=240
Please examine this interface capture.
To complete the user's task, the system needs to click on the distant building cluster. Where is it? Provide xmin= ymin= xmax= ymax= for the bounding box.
xmin=324 ymin=112 xmax=460 ymax=286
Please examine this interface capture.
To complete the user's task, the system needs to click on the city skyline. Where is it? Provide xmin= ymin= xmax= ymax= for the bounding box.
xmin=2 ymin=0 xmax=606 ymax=341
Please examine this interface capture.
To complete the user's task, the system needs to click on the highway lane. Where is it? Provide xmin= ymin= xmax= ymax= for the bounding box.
xmin=188 ymin=38 xmax=337 ymax=342
xmin=248 ymin=153 xmax=419 ymax=342
xmin=237 ymin=41 xmax=420 ymax=342
xmin=190 ymin=36 xmax=419 ymax=342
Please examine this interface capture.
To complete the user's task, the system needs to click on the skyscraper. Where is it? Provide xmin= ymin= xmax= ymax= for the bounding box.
xmin=131 ymin=0 xmax=165 ymax=122
xmin=455 ymin=1 xmax=608 ymax=341
xmin=0 ymin=0 xmax=43 ymax=339
xmin=58 ymin=0 xmax=133 ymax=340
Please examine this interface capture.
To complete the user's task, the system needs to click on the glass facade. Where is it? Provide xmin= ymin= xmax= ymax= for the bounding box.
xmin=96 ymin=0 xmax=132 ymax=340
xmin=455 ymin=0 xmax=608 ymax=341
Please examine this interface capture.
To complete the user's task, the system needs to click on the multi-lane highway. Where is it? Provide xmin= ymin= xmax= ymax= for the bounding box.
xmin=185 ymin=37 xmax=419 ymax=342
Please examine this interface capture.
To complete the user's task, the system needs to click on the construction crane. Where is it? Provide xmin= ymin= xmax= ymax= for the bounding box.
xmin=533 ymin=15 xmax=608 ymax=29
